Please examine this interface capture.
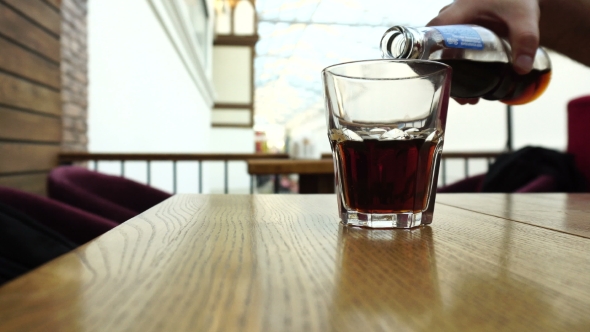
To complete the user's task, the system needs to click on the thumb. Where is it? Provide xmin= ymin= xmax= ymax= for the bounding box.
xmin=506 ymin=12 xmax=540 ymax=74
xmin=508 ymin=26 xmax=539 ymax=74
xmin=427 ymin=4 xmax=473 ymax=26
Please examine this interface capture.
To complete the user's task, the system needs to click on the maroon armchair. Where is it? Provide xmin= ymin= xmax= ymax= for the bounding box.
xmin=48 ymin=166 xmax=172 ymax=223
xmin=0 ymin=186 xmax=117 ymax=245
xmin=437 ymin=172 xmax=558 ymax=193
xmin=567 ymin=95 xmax=590 ymax=184
xmin=439 ymin=95 xmax=590 ymax=193
xmin=437 ymin=174 xmax=486 ymax=193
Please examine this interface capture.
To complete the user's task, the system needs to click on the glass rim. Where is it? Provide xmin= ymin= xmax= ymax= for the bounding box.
xmin=322 ymin=59 xmax=451 ymax=81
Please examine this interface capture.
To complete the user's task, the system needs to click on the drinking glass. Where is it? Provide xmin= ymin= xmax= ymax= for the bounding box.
xmin=323 ymin=60 xmax=451 ymax=228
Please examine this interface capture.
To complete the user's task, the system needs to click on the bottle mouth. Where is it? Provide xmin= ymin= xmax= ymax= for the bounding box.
xmin=380 ymin=27 xmax=412 ymax=59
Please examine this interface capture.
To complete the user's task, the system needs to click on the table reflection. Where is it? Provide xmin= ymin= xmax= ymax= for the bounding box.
xmin=331 ymin=226 xmax=441 ymax=328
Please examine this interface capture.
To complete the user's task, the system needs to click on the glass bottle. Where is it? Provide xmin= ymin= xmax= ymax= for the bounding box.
xmin=380 ymin=25 xmax=551 ymax=105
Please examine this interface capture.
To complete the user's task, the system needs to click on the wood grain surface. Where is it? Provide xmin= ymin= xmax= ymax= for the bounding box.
xmin=248 ymin=159 xmax=334 ymax=174
xmin=437 ymin=193 xmax=590 ymax=238
xmin=0 ymin=71 xmax=61 ymax=115
xmin=0 ymin=0 xmax=61 ymax=195
xmin=3 ymin=0 xmax=61 ymax=36
xmin=0 ymin=2 xmax=60 ymax=62
xmin=0 ymin=194 xmax=589 ymax=331
xmin=0 ymin=37 xmax=60 ymax=88
xmin=0 ymin=106 xmax=61 ymax=142
xmin=0 ymin=172 xmax=48 ymax=196
xmin=0 ymin=142 xmax=59 ymax=173
xmin=42 ymin=0 xmax=61 ymax=10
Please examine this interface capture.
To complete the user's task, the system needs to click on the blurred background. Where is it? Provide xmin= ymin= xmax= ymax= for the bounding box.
xmin=2 ymin=0 xmax=590 ymax=195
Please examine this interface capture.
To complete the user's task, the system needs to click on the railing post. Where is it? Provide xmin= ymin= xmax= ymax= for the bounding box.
xmin=224 ymin=160 xmax=229 ymax=194
xmin=506 ymin=105 xmax=513 ymax=152
xmin=93 ymin=160 xmax=98 ymax=171
xmin=464 ymin=158 xmax=469 ymax=178
xmin=199 ymin=160 xmax=203 ymax=194
xmin=121 ymin=160 xmax=125 ymax=177
xmin=274 ymin=174 xmax=280 ymax=194
xmin=250 ymin=175 xmax=254 ymax=194
xmin=147 ymin=161 xmax=151 ymax=186
xmin=442 ymin=159 xmax=447 ymax=186
xmin=173 ymin=160 xmax=177 ymax=194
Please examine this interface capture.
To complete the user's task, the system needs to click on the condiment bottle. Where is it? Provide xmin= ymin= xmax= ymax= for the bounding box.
xmin=380 ymin=25 xmax=551 ymax=105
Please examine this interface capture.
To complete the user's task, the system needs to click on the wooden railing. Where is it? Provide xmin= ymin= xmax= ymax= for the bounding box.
xmin=438 ymin=152 xmax=502 ymax=186
xmin=59 ymin=151 xmax=503 ymax=193
xmin=58 ymin=152 xmax=289 ymax=194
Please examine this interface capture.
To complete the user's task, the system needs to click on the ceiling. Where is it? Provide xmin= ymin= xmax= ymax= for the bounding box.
xmin=253 ymin=0 xmax=451 ymax=128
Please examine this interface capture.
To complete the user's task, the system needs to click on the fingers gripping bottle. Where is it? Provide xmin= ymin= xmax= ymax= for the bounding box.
xmin=380 ymin=25 xmax=551 ymax=105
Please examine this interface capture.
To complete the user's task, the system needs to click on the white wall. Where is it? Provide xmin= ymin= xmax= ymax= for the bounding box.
xmin=212 ymin=46 xmax=251 ymax=103
xmin=208 ymin=128 xmax=255 ymax=194
xmin=88 ymin=0 xmax=213 ymax=193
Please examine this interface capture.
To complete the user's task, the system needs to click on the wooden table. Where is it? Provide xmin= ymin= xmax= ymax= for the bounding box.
xmin=1 ymin=194 xmax=590 ymax=331
xmin=248 ymin=158 xmax=334 ymax=193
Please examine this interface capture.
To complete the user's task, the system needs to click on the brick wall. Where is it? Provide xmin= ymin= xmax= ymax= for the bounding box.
xmin=61 ymin=0 xmax=88 ymax=151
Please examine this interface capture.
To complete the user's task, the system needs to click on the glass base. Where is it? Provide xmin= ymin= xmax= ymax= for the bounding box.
xmin=340 ymin=210 xmax=423 ymax=229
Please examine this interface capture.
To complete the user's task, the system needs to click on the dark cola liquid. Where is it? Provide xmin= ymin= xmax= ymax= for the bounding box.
xmin=440 ymin=59 xmax=551 ymax=105
xmin=334 ymin=138 xmax=437 ymax=214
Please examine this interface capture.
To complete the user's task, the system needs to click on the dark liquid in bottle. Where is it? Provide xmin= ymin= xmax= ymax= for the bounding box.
xmin=440 ymin=59 xmax=551 ymax=105
xmin=334 ymin=138 xmax=437 ymax=214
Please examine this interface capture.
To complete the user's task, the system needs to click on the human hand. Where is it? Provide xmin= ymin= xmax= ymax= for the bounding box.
xmin=455 ymin=98 xmax=479 ymax=105
xmin=427 ymin=0 xmax=541 ymax=75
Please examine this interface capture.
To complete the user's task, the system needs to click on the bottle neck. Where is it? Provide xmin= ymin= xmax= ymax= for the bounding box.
xmin=380 ymin=26 xmax=424 ymax=59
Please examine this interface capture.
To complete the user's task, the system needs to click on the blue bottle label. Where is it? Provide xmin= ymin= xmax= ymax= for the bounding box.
xmin=433 ymin=25 xmax=484 ymax=50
